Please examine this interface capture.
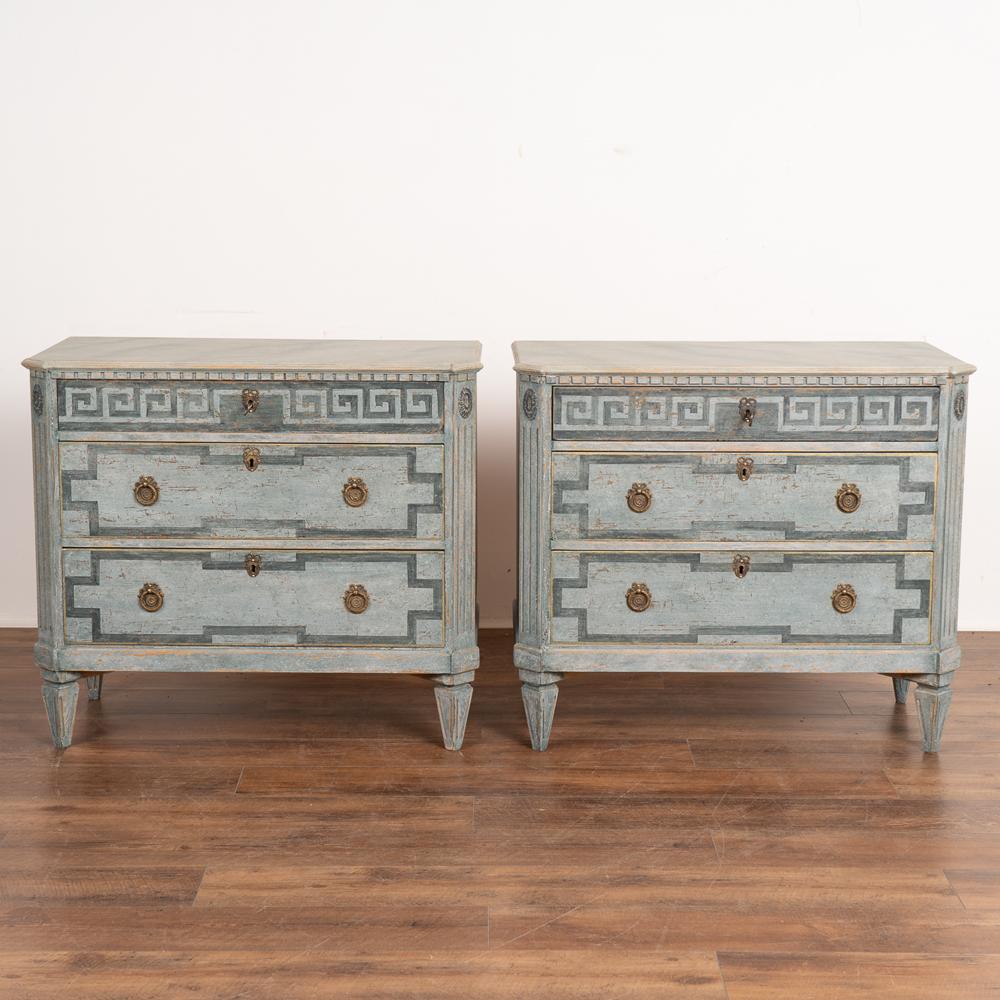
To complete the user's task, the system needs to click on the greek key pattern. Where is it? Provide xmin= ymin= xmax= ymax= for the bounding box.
xmin=57 ymin=380 xmax=444 ymax=432
xmin=527 ymin=373 xmax=946 ymax=387
xmin=552 ymin=388 xmax=939 ymax=440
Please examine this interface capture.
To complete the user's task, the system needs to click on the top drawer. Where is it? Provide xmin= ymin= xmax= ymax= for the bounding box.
xmin=551 ymin=387 xmax=940 ymax=441
xmin=56 ymin=380 xmax=445 ymax=435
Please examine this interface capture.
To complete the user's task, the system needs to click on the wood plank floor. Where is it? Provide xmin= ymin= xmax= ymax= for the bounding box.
xmin=1 ymin=629 xmax=999 ymax=999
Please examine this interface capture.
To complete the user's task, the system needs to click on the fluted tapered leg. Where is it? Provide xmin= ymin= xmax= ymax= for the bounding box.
xmin=520 ymin=670 xmax=562 ymax=751
xmin=915 ymin=676 xmax=953 ymax=753
xmin=41 ymin=670 xmax=82 ymax=749
xmin=86 ymin=674 xmax=104 ymax=701
xmin=432 ymin=671 xmax=475 ymax=751
xmin=892 ymin=677 xmax=912 ymax=704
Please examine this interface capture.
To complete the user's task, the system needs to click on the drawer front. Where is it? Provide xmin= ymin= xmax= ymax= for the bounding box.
xmin=60 ymin=443 xmax=443 ymax=540
xmin=552 ymin=387 xmax=940 ymax=441
xmin=56 ymin=380 xmax=445 ymax=434
xmin=63 ymin=549 xmax=444 ymax=646
xmin=552 ymin=453 xmax=936 ymax=542
xmin=551 ymin=551 xmax=931 ymax=645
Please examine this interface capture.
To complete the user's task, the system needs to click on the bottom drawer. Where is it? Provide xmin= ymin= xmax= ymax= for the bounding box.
xmin=63 ymin=548 xmax=444 ymax=646
xmin=551 ymin=550 xmax=931 ymax=645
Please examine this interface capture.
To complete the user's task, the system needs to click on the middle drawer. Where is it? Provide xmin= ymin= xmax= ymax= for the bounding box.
xmin=60 ymin=443 xmax=444 ymax=540
xmin=552 ymin=452 xmax=936 ymax=542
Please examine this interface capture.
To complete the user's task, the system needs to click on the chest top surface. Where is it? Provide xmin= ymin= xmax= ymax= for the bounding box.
xmin=24 ymin=337 xmax=483 ymax=374
xmin=513 ymin=341 xmax=974 ymax=377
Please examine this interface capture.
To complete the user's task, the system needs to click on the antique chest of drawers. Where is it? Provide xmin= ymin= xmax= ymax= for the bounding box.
xmin=25 ymin=337 xmax=480 ymax=749
xmin=513 ymin=341 xmax=974 ymax=752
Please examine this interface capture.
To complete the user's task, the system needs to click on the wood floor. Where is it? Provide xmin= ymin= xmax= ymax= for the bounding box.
xmin=1 ymin=629 xmax=999 ymax=998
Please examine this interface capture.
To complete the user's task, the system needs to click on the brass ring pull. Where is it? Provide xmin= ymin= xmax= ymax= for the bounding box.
xmin=626 ymin=483 xmax=652 ymax=513
xmin=732 ymin=554 xmax=751 ymax=579
xmin=133 ymin=475 xmax=160 ymax=506
xmin=344 ymin=584 xmax=370 ymax=614
xmin=138 ymin=582 xmax=164 ymax=613
xmin=832 ymin=583 xmax=857 ymax=614
xmin=739 ymin=397 xmax=757 ymax=426
xmin=836 ymin=483 xmax=862 ymax=514
xmin=343 ymin=477 xmax=369 ymax=508
xmin=245 ymin=553 xmax=262 ymax=578
xmin=241 ymin=388 xmax=260 ymax=414
xmin=625 ymin=582 xmax=651 ymax=613
xmin=736 ymin=457 xmax=754 ymax=482
xmin=243 ymin=447 xmax=261 ymax=472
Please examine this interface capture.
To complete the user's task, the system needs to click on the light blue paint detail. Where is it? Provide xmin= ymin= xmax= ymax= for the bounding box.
xmin=550 ymin=550 xmax=932 ymax=645
xmin=552 ymin=452 xmax=935 ymax=541
xmin=552 ymin=387 xmax=940 ymax=440
xmin=518 ymin=354 xmax=971 ymax=754
xmin=26 ymin=345 xmax=479 ymax=749
xmin=64 ymin=548 xmax=444 ymax=647
xmin=60 ymin=443 xmax=443 ymax=539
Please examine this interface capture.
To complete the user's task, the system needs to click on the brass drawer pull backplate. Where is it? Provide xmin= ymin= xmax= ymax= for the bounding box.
xmin=832 ymin=583 xmax=857 ymax=614
xmin=836 ymin=483 xmax=862 ymax=513
xmin=626 ymin=482 xmax=652 ymax=513
xmin=343 ymin=477 xmax=369 ymax=508
xmin=138 ymin=582 xmax=164 ymax=613
xmin=133 ymin=476 xmax=160 ymax=506
xmin=344 ymin=584 xmax=370 ymax=614
xmin=625 ymin=582 xmax=651 ymax=613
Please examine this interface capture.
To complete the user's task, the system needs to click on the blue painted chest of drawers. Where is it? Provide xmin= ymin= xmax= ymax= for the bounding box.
xmin=25 ymin=337 xmax=480 ymax=749
xmin=513 ymin=341 xmax=974 ymax=753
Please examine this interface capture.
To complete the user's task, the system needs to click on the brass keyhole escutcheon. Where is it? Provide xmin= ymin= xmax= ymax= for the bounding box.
xmin=138 ymin=582 xmax=164 ymax=613
xmin=736 ymin=457 xmax=754 ymax=482
xmin=243 ymin=447 xmax=261 ymax=472
xmin=625 ymin=582 xmax=651 ymax=613
xmin=739 ymin=397 xmax=757 ymax=427
xmin=732 ymin=554 xmax=751 ymax=579
xmin=836 ymin=483 xmax=862 ymax=514
xmin=342 ymin=477 xmax=369 ymax=508
xmin=626 ymin=482 xmax=652 ymax=514
xmin=344 ymin=584 xmax=370 ymax=614
xmin=244 ymin=553 xmax=262 ymax=578
xmin=133 ymin=475 xmax=160 ymax=506
xmin=832 ymin=583 xmax=857 ymax=614
xmin=241 ymin=388 xmax=260 ymax=414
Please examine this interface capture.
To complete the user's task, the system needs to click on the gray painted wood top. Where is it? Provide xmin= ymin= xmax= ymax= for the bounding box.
xmin=512 ymin=341 xmax=975 ymax=376
xmin=24 ymin=337 xmax=483 ymax=373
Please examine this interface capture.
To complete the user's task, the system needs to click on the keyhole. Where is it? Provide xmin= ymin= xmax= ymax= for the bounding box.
xmin=247 ymin=456 xmax=257 ymax=471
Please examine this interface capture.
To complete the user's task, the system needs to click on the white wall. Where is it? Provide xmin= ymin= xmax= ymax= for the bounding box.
xmin=1 ymin=1 xmax=998 ymax=628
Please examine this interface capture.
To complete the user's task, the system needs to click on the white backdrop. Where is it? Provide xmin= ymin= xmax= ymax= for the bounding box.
xmin=1 ymin=1 xmax=997 ymax=628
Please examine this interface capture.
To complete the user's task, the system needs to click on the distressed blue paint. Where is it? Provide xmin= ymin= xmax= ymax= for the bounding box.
xmin=517 ymin=345 xmax=972 ymax=754
xmin=27 ymin=340 xmax=480 ymax=750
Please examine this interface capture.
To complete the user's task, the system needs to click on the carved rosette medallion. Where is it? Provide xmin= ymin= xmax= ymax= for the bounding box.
xmin=522 ymin=387 xmax=538 ymax=421
xmin=458 ymin=386 xmax=473 ymax=419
